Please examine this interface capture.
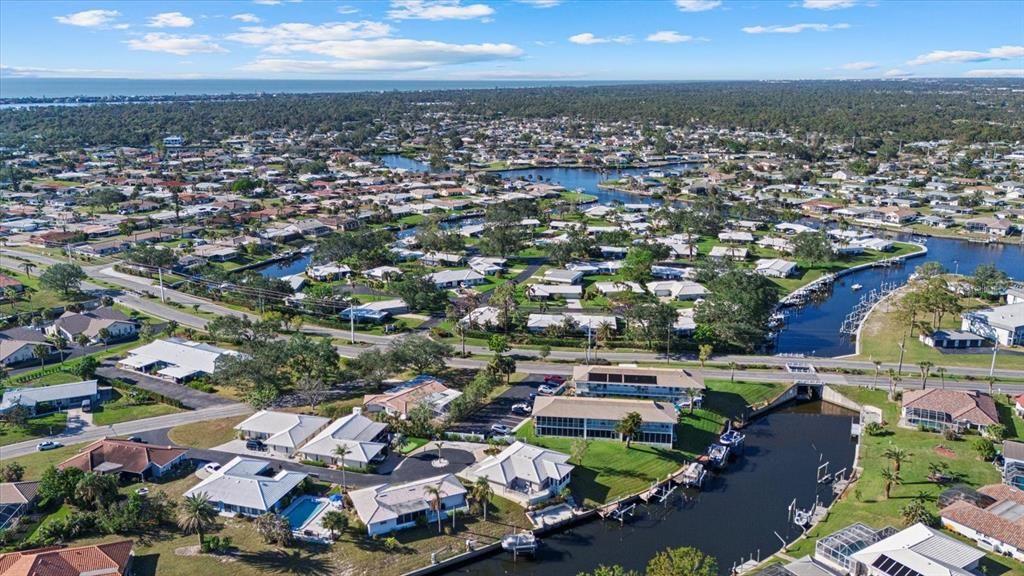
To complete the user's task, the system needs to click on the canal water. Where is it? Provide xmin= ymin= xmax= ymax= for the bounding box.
xmin=453 ymin=402 xmax=857 ymax=576
xmin=257 ymin=253 xmax=313 ymax=278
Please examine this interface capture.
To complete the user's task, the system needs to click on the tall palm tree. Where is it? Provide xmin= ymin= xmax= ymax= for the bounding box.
xmin=32 ymin=344 xmax=49 ymax=369
xmin=333 ymin=444 xmax=352 ymax=493
xmin=729 ymin=361 xmax=737 ymax=383
xmin=471 ymin=476 xmax=493 ymax=521
xmin=880 ymin=467 xmax=902 ymax=500
xmin=936 ymin=366 xmax=947 ymax=390
xmin=97 ymin=327 xmax=111 ymax=351
xmin=424 ymin=483 xmax=444 ymax=533
xmin=918 ymin=361 xmax=934 ymax=389
xmin=178 ymin=492 xmax=217 ymax=547
xmin=884 ymin=446 xmax=910 ymax=475
xmin=3 ymin=287 xmax=16 ymax=311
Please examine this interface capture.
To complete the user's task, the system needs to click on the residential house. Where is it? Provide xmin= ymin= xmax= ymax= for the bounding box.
xmin=526 ymin=313 xmax=618 ymax=334
xmin=297 ymin=408 xmax=390 ymax=468
xmin=0 ymin=274 xmax=25 ymax=295
xmin=234 ymin=410 xmax=331 ymax=457
xmin=542 ymin=269 xmax=584 ymax=285
xmin=60 ymin=438 xmax=188 ymax=480
xmin=340 ymin=299 xmax=409 ymax=324
xmin=532 ymin=396 xmax=677 ymax=447
xmin=425 ymin=269 xmax=485 ymax=289
xmin=965 ymin=217 xmax=1014 ymax=236
xmin=0 ymin=332 xmax=52 ymax=368
xmin=47 ymin=307 xmax=137 ymax=345
xmin=572 ymin=365 xmax=704 ymax=403
xmin=755 ymin=258 xmax=799 ymax=278
xmin=900 ymin=389 xmax=1000 ymax=433
xmin=421 ymin=252 xmax=465 ymax=267
xmin=117 ymin=338 xmax=245 ymax=383
xmin=0 ymin=540 xmax=135 ymax=576
xmin=819 ymin=522 xmax=984 ymax=576
xmin=460 ymin=441 xmax=573 ymax=507
xmin=646 ymin=280 xmax=708 ymax=301
xmin=940 ymin=484 xmax=1024 ymax=561
xmin=708 ymin=246 xmax=748 ymax=260
xmin=363 ymin=377 xmax=462 ymax=419
xmin=184 ymin=456 xmax=307 ymax=517
xmin=0 ymin=380 xmax=101 ymax=415
xmin=1003 ymin=440 xmax=1024 ymax=489
xmin=349 ymin=474 xmax=468 ymax=536
xmin=919 ymin=329 xmax=986 ymax=349
xmin=0 ymin=481 xmax=40 ymax=531
xmin=962 ymin=303 xmax=1024 ymax=346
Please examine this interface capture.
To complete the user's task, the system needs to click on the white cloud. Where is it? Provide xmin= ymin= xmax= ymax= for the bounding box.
xmin=126 ymin=33 xmax=228 ymax=55
xmin=742 ymin=22 xmax=849 ymax=34
xmin=0 ymin=65 xmax=130 ymax=78
xmin=227 ymin=21 xmax=392 ymax=45
xmin=675 ymin=0 xmax=721 ymax=11
xmin=907 ymin=45 xmax=1024 ymax=66
xmin=840 ymin=61 xmax=876 ymax=70
xmin=54 ymin=9 xmax=121 ymax=27
xmin=387 ymin=0 xmax=494 ymax=21
xmin=231 ymin=13 xmax=261 ymax=23
xmin=239 ymin=38 xmax=522 ymax=73
xmin=336 ymin=5 xmax=360 ymax=13
xmin=147 ymin=12 xmax=194 ymax=28
xmin=516 ymin=0 xmax=561 ymax=7
xmin=568 ymin=32 xmax=632 ymax=45
xmin=253 ymin=0 xmax=282 ymax=5
xmin=646 ymin=31 xmax=694 ymax=43
xmin=964 ymin=68 xmax=1024 ymax=78
xmin=802 ymin=0 xmax=856 ymax=9
xmin=883 ymin=68 xmax=912 ymax=78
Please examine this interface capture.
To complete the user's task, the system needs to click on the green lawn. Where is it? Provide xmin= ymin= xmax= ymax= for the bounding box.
xmin=398 ymin=436 xmax=430 ymax=455
xmin=167 ymin=415 xmax=248 ymax=448
xmin=857 ymin=290 xmax=1024 ymax=370
xmin=0 ymin=412 xmax=68 ymax=446
xmin=90 ymin=393 xmax=183 ymax=426
xmin=517 ymin=420 xmax=688 ymax=506
xmin=0 ymin=266 xmax=87 ymax=315
xmin=5 ymin=442 xmax=86 ymax=478
xmin=787 ymin=387 xmax=1006 ymax=559
xmin=21 ymin=371 xmax=83 ymax=387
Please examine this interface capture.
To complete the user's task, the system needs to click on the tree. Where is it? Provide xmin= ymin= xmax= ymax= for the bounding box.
xmin=900 ymin=497 xmax=938 ymax=528
xmin=694 ymin=271 xmax=778 ymax=351
xmin=488 ymin=334 xmax=510 ymax=355
xmin=987 ymin=424 xmax=1008 ymax=442
xmin=97 ymin=327 xmax=111 ymax=350
xmin=0 ymin=461 xmax=25 ymax=482
xmin=388 ymin=335 xmax=453 ymax=374
xmin=490 ymin=282 xmax=518 ymax=334
xmin=645 ymin=546 xmax=719 ymax=576
xmin=791 ymin=231 xmax=834 ymax=266
xmin=880 ymin=467 xmax=902 ymax=499
xmin=914 ymin=261 xmax=945 ymax=280
xmin=479 ymin=201 xmax=529 ymax=257
xmin=571 ymin=437 xmax=590 ymax=465
xmin=972 ymin=263 xmax=1009 ymax=299
xmin=321 ymin=510 xmax=348 ymax=539
xmin=424 ymin=482 xmax=444 ymax=533
xmin=30 ymin=343 xmax=50 ymax=368
xmin=936 ymin=366 xmax=946 ymax=389
xmin=347 ymin=347 xmax=393 ymax=390
xmin=20 ymin=261 xmax=36 ymax=278
xmin=616 ymin=411 xmax=644 ymax=449
xmin=74 ymin=356 xmax=100 ymax=380
xmin=295 ymin=375 xmax=328 ymax=408
xmin=973 ymin=437 xmax=996 ymax=461
xmin=698 ymin=344 xmax=713 ymax=367
xmin=38 ymin=466 xmax=83 ymax=503
xmin=39 ymin=263 xmax=87 ymax=296
xmin=391 ymin=272 xmax=450 ymax=314
xmin=883 ymin=446 xmax=910 ymax=474
xmin=73 ymin=472 xmax=119 ymax=510
xmin=577 ymin=566 xmax=640 ymax=576
xmin=917 ymin=361 xmax=933 ymax=389
xmin=255 ymin=512 xmax=293 ymax=546
xmin=621 ymin=248 xmax=655 ymax=284
xmin=471 ymin=476 xmax=493 ymax=521
xmin=333 ymin=444 xmax=352 ymax=491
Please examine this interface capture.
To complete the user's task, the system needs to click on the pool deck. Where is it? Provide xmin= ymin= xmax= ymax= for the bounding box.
xmin=282 ymin=496 xmax=336 ymax=541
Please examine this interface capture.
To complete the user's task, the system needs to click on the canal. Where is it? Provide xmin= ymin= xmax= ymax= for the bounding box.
xmin=453 ymin=402 xmax=857 ymax=576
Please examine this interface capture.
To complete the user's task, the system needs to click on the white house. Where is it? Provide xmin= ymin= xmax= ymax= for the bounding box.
xmin=233 ymin=410 xmax=330 ymax=457
xmin=755 ymin=258 xmax=799 ymax=279
xmin=0 ymin=380 xmax=100 ymax=415
xmin=843 ymin=523 xmax=984 ymax=576
xmin=542 ymin=269 xmax=584 ymax=285
xmin=426 ymin=269 xmax=486 ymax=289
xmin=297 ymin=408 xmax=390 ymax=468
xmin=118 ymin=338 xmax=245 ymax=383
xmin=646 ymin=280 xmax=708 ymax=301
xmin=460 ymin=441 xmax=573 ymax=507
xmin=349 ymin=474 xmax=468 ymax=537
xmin=941 ymin=484 xmax=1024 ymax=561
xmin=47 ymin=307 xmax=138 ymax=344
xmin=962 ymin=303 xmax=1024 ymax=346
xmin=184 ymin=457 xmax=307 ymax=517
xmin=527 ymin=313 xmax=618 ymax=334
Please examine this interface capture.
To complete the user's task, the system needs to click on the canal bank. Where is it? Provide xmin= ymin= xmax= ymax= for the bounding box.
xmin=440 ymin=401 xmax=856 ymax=576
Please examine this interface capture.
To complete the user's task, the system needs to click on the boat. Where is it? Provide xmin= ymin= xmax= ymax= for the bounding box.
xmin=851 ymin=284 xmax=863 ymax=291
xmin=502 ymin=532 xmax=539 ymax=554
xmin=678 ymin=462 xmax=708 ymax=488
xmin=706 ymin=443 xmax=730 ymax=469
xmin=719 ymin=428 xmax=746 ymax=450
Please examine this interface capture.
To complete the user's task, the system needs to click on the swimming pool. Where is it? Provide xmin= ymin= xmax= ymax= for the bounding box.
xmin=283 ymin=497 xmax=328 ymax=530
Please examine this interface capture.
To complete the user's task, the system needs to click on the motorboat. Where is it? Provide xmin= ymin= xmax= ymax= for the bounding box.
xmin=502 ymin=532 xmax=539 ymax=554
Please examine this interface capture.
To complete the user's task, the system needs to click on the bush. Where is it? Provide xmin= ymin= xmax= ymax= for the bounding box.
xmin=973 ymin=437 xmax=996 ymax=461
xmin=300 ymin=459 xmax=327 ymax=468
xmin=942 ymin=427 xmax=960 ymax=441
xmin=863 ymin=422 xmax=883 ymax=437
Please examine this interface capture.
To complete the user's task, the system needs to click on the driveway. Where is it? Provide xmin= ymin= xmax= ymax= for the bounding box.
xmin=447 ymin=374 xmax=548 ymax=435
xmin=96 ymin=363 xmax=236 ymax=409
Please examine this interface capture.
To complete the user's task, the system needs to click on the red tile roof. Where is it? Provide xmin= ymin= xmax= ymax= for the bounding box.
xmin=0 ymin=540 xmax=133 ymax=576
xmin=59 ymin=438 xmax=186 ymax=475
xmin=902 ymin=389 xmax=1000 ymax=427
xmin=941 ymin=484 xmax=1024 ymax=550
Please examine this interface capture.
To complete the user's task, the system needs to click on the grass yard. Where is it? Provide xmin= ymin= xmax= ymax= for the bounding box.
xmin=787 ymin=387 xmax=1007 ymax=560
xmin=91 ymin=394 xmax=183 ymax=427
xmin=0 ymin=412 xmax=68 ymax=447
xmin=857 ymin=289 xmax=1024 ymax=370
xmin=517 ymin=420 xmax=687 ymax=506
xmin=6 ymin=442 xmax=86 ymax=478
xmin=398 ymin=436 xmax=431 ymax=455
xmin=168 ymin=415 xmax=248 ymax=448
xmin=21 ymin=371 xmax=83 ymax=387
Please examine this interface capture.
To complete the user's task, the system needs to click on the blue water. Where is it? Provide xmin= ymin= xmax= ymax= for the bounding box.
xmin=0 ymin=79 xmax=632 ymax=99
xmin=259 ymin=254 xmax=313 ymax=278
xmin=378 ymin=154 xmax=442 ymax=174
xmin=285 ymin=497 xmax=326 ymax=530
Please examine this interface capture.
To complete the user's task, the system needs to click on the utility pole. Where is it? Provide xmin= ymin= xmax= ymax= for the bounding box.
xmin=990 ymin=340 xmax=999 ymax=379
xmin=158 ymin=268 xmax=166 ymax=303
xmin=586 ymin=320 xmax=592 ymax=365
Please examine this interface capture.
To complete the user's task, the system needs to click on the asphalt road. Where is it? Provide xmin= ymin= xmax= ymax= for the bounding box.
xmin=96 ymin=362 xmax=237 ymax=409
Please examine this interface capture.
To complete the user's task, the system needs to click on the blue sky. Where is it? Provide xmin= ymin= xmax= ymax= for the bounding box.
xmin=1 ymin=0 xmax=1022 ymax=80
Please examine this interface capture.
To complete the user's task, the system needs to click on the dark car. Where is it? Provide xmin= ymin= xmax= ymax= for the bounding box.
xmin=543 ymin=375 xmax=566 ymax=385
xmin=245 ymin=439 xmax=266 ymax=451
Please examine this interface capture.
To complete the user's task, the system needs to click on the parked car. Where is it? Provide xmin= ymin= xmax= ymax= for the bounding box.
xmin=36 ymin=441 xmax=63 ymax=451
xmin=543 ymin=375 xmax=566 ymax=385
xmin=511 ymin=403 xmax=532 ymax=415
xmin=538 ymin=385 xmax=556 ymax=395
xmin=245 ymin=439 xmax=266 ymax=451
xmin=126 ymin=436 xmax=144 ymax=443
xmin=203 ymin=462 xmax=222 ymax=474
xmin=527 ymin=393 xmax=537 ymax=403
xmin=135 ymin=487 xmax=150 ymax=496
xmin=490 ymin=424 xmax=513 ymax=436
xmin=81 ymin=399 xmax=91 ymax=413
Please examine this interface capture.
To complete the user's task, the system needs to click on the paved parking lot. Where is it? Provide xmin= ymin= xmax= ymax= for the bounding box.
xmin=448 ymin=374 xmax=555 ymax=435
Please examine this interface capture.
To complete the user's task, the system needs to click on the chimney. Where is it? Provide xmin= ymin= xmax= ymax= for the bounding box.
xmin=352 ymin=406 xmax=362 ymax=416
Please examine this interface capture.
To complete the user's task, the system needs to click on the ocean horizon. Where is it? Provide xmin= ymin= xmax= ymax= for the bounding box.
xmin=0 ymin=78 xmax=637 ymax=99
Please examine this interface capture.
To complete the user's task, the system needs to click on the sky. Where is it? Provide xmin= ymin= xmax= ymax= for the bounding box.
xmin=0 ymin=0 xmax=1022 ymax=81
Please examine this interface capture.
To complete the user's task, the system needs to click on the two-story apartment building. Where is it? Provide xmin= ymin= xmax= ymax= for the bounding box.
xmin=572 ymin=365 xmax=704 ymax=404
xmin=532 ymin=396 xmax=677 ymax=448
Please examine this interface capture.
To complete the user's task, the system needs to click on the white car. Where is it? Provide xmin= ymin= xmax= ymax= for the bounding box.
xmin=511 ymin=403 xmax=532 ymax=414
xmin=490 ymin=424 xmax=513 ymax=436
xmin=537 ymin=385 xmax=556 ymax=395
xmin=203 ymin=462 xmax=222 ymax=474
xmin=36 ymin=441 xmax=63 ymax=451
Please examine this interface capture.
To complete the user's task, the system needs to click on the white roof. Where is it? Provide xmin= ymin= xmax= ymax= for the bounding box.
xmin=1 ymin=380 xmax=97 ymax=410
xmin=464 ymin=441 xmax=574 ymax=487
xmin=973 ymin=303 xmax=1024 ymax=331
xmin=426 ymin=269 xmax=484 ymax=285
xmin=459 ymin=306 xmax=501 ymax=327
xmin=527 ymin=313 xmax=617 ymax=332
xmin=184 ymin=456 xmax=306 ymax=512
xmin=755 ymin=258 xmax=798 ymax=274
xmin=122 ymin=338 xmax=243 ymax=375
xmin=299 ymin=412 xmax=388 ymax=465
xmin=850 ymin=523 xmax=985 ymax=576
xmin=349 ymin=473 xmax=466 ymax=527
xmin=234 ymin=410 xmax=330 ymax=449
xmin=593 ymin=281 xmax=644 ymax=294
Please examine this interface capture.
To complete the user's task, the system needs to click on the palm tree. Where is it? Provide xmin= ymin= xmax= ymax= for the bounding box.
xmin=729 ymin=361 xmax=737 ymax=383
xmin=471 ymin=476 xmax=493 ymax=521
xmin=52 ymin=333 xmax=68 ymax=364
xmin=178 ymin=492 xmax=217 ymax=547
xmin=884 ymin=446 xmax=910 ymax=474
xmin=918 ymin=361 xmax=933 ymax=389
xmin=3 ymin=287 xmax=16 ymax=311
xmin=333 ymin=444 xmax=352 ymax=492
xmin=97 ymin=327 xmax=111 ymax=351
xmin=880 ymin=467 xmax=902 ymax=500
xmin=424 ymin=483 xmax=444 ymax=533
xmin=32 ymin=343 xmax=49 ymax=368
xmin=698 ymin=344 xmax=712 ymax=368
xmin=321 ymin=510 xmax=348 ymax=539
xmin=936 ymin=366 xmax=947 ymax=390
xmin=615 ymin=411 xmax=644 ymax=449
xmin=74 ymin=333 xmax=90 ymax=348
